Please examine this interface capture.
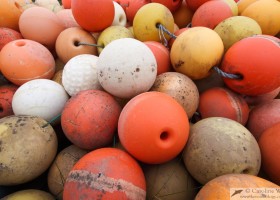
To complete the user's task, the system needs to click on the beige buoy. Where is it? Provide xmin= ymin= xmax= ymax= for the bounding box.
xmin=0 ymin=115 xmax=58 ymax=186
xmin=182 ymin=117 xmax=261 ymax=185
xmin=150 ymin=72 xmax=199 ymax=118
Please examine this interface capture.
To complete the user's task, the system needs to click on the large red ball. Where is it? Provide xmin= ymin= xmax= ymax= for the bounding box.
xmin=61 ymin=90 xmax=121 ymax=150
xmin=71 ymin=0 xmax=115 ymax=32
xmin=220 ymin=35 xmax=280 ymax=96
xmin=63 ymin=148 xmax=146 ymax=200
xmin=118 ymin=91 xmax=189 ymax=164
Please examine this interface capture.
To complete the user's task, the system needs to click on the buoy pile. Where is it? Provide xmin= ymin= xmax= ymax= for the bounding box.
xmin=0 ymin=0 xmax=280 ymax=199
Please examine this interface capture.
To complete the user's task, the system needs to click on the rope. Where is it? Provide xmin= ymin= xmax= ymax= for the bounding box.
xmin=213 ymin=66 xmax=241 ymax=79
xmin=77 ymin=42 xmax=103 ymax=48
xmin=156 ymin=23 xmax=177 ymax=47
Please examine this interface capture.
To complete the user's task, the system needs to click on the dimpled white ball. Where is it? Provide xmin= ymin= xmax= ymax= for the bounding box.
xmin=97 ymin=38 xmax=157 ymax=99
xmin=12 ymin=79 xmax=69 ymax=121
xmin=62 ymin=54 xmax=102 ymax=96
xmin=112 ymin=1 xmax=127 ymax=26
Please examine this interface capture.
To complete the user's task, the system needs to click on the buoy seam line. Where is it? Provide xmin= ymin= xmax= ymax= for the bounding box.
xmin=157 ymin=23 xmax=241 ymax=80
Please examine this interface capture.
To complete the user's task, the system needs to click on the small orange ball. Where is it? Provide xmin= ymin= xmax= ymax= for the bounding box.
xmin=258 ymin=122 xmax=280 ymax=185
xmin=118 ymin=91 xmax=190 ymax=164
xmin=0 ymin=39 xmax=55 ymax=86
xmin=55 ymin=27 xmax=98 ymax=64
xmin=71 ymin=0 xmax=115 ymax=32
xmin=61 ymin=90 xmax=121 ymax=150
xmin=63 ymin=148 xmax=146 ymax=200
xmin=144 ymin=41 xmax=171 ymax=75
xmin=198 ymin=87 xmax=250 ymax=125
xmin=0 ymin=0 xmax=23 ymax=31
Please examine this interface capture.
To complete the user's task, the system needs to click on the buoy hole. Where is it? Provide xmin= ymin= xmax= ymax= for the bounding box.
xmin=155 ymin=23 xmax=161 ymax=29
xmin=16 ymin=41 xmax=26 ymax=47
xmin=160 ymin=131 xmax=169 ymax=141
xmin=235 ymin=73 xmax=244 ymax=80
xmin=74 ymin=40 xmax=80 ymax=47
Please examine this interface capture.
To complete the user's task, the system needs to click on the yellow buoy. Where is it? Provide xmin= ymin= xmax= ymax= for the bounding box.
xmin=170 ymin=27 xmax=224 ymax=80
xmin=214 ymin=16 xmax=262 ymax=51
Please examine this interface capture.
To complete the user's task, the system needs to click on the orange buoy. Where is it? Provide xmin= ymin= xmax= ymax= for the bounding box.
xmin=71 ymin=0 xmax=115 ymax=32
xmin=144 ymin=41 xmax=171 ymax=75
xmin=118 ymin=91 xmax=189 ymax=164
xmin=195 ymin=174 xmax=280 ymax=200
xmin=0 ymin=39 xmax=55 ymax=86
xmin=0 ymin=0 xmax=23 ymax=31
xmin=61 ymin=90 xmax=121 ymax=150
xmin=198 ymin=87 xmax=250 ymax=125
xmin=55 ymin=27 xmax=98 ymax=64
xmin=63 ymin=148 xmax=146 ymax=200
xmin=220 ymin=35 xmax=280 ymax=96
